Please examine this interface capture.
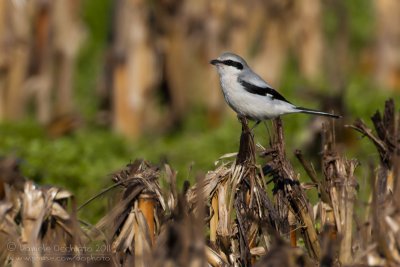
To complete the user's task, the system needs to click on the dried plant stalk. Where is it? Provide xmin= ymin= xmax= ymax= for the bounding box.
xmin=264 ymin=117 xmax=321 ymax=259
xmin=138 ymin=194 xmax=156 ymax=245
xmin=338 ymin=161 xmax=357 ymax=264
xmin=288 ymin=211 xmax=297 ymax=247
xmin=206 ymin=246 xmax=228 ymax=267
xmin=134 ymin=207 xmax=153 ymax=267
xmin=210 ymin=193 xmax=219 ymax=243
xmin=0 ymin=157 xmax=81 ymax=266
xmin=348 ymin=99 xmax=400 ymax=265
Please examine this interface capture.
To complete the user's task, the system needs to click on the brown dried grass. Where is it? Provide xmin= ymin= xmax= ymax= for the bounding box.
xmin=0 ymin=98 xmax=399 ymax=266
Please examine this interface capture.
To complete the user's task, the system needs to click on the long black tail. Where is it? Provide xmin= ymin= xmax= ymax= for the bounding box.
xmin=296 ymin=106 xmax=341 ymax=119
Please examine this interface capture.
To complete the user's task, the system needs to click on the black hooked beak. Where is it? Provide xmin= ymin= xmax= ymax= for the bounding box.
xmin=210 ymin=59 xmax=221 ymax=65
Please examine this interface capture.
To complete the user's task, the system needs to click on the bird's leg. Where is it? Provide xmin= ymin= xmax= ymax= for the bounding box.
xmin=251 ymin=120 xmax=261 ymax=131
xmin=264 ymin=120 xmax=272 ymax=139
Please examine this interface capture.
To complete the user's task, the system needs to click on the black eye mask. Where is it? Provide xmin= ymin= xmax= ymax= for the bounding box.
xmin=222 ymin=60 xmax=243 ymax=70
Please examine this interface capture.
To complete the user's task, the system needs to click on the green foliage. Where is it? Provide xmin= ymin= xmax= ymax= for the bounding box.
xmin=0 ymin=122 xmax=131 ymax=221
xmin=127 ymin=111 xmax=241 ymax=187
xmin=323 ymin=0 xmax=374 ymax=57
xmin=0 ymin=115 xmax=240 ymax=221
xmin=345 ymin=0 xmax=375 ymax=50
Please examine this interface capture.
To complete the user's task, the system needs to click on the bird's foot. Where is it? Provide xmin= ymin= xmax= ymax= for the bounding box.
xmin=237 ymin=114 xmax=246 ymax=122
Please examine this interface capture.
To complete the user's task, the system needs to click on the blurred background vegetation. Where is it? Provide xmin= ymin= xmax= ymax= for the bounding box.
xmin=0 ymin=0 xmax=399 ymax=221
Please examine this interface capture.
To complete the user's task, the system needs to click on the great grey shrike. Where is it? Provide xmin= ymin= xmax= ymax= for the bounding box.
xmin=210 ymin=52 xmax=340 ymax=125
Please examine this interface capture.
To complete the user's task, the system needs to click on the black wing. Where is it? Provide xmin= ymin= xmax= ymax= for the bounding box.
xmin=238 ymin=79 xmax=292 ymax=104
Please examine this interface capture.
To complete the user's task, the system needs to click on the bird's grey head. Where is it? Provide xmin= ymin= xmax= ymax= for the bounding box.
xmin=210 ymin=52 xmax=248 ymax=76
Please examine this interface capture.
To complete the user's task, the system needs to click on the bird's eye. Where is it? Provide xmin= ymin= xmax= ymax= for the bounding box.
xmin=223 ymin=60 xmax=243 ymax=70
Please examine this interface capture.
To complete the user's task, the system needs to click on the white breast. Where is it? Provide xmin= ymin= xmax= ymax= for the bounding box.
xmin=219 ymin=74 xmax=296 ymax=120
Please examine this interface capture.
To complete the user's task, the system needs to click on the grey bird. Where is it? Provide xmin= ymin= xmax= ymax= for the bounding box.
xmin=210 ymin=52 xmax=340 ymax=125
